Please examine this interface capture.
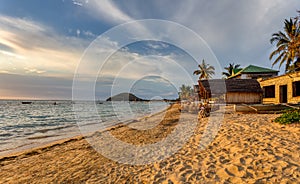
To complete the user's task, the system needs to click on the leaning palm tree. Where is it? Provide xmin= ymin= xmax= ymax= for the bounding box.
xmin=193 ymin=59 xmax=215 ymax=80
xmin=222 ymin=63 xmax=241 ymax=78
xmin=270 ymin=18 xmax=300 ymax=72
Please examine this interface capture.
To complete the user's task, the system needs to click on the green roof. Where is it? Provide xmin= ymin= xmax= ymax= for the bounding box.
xmin=241 ymin=65 xmax=278 ymax=73
xmin=228 ymin=65 xmax=278 ymax=78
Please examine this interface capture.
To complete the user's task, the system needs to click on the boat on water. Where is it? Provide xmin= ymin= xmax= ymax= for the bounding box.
xmin=21 ymin=101 xmax=32 ymax=104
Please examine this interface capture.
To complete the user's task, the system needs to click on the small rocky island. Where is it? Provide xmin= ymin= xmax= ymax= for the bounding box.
xmin=106 ymin=92 xmax=148 ymax=101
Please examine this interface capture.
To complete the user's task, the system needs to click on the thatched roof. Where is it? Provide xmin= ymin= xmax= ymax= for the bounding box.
xmin=199 ymin=79 xmax=263 ymax=94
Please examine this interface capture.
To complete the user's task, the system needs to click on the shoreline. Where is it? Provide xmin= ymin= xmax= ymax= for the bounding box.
xmin=1 ymin=104 xmax=300 ymax=183
xmin=0 ymin=103 xmax=172 ymax=159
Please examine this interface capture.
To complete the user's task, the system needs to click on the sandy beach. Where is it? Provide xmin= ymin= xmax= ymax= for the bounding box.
xmin=0 ymin=104 xmax=299 ymax=183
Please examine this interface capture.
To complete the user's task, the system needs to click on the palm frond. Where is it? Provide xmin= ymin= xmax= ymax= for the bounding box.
xmin=272 ymin=52 xmax=286 ymax=66
xmin=269 ymin=16 xmax=300 ymax=73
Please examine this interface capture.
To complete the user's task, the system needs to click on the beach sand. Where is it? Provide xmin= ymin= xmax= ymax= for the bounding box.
xmin=0 ymin=104 xmax=299 ymax=183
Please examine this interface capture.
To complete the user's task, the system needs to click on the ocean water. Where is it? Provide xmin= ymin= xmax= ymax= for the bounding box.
xmin=0 ymin=100 xmax=169 ymax=155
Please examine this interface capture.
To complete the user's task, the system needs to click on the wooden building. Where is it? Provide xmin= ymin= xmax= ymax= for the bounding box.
xmin=259 ymin=71 xmax=300 ymax=104
xmin=195 ymin=79 xmax=263 ymax=104
xmin=228 ymin=65 xmax=278 ymax=79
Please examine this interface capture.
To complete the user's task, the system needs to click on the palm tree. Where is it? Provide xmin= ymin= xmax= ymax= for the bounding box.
xmin=222 ymin=63 xmax=241 ymax=78
xmin=270 ymin=18 xmax=300 ymax=72
xmin=193 ymin=59 xmax=215 ymax=80
xmin=290 ymin=10 xmax=300 ymax=72
xmin=179 ymin=84 xmax=193 ymax=100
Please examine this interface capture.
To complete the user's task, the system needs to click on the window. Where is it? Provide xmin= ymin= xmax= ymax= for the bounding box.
xmin=263 ymin=85 xmax=275 ymax=98
xmin=293 ymin=81 xmax=300 ymax=97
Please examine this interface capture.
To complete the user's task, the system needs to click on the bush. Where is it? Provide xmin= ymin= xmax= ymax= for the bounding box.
xmin=274 ymin=110 xmax=300 ymax=124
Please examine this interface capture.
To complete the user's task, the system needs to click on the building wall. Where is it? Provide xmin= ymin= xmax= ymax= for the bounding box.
xmin=240 ymin=73 xmax=277 ymax=79
xmin=259 ymin=72 xmax=300 ymax=104
xmin=226 ymin=92 xmax=262 ymax=104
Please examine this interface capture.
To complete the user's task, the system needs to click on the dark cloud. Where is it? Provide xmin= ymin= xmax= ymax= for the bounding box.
xmin=0 ymin=73 xmax=73 ymax=99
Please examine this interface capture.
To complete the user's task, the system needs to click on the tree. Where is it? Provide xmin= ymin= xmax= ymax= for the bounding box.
xmin=179 ymin=84 xmax=193 ymax=100
xmin=270 ymin=18 xmax=300 ymax=72
xmin=222 ymin=63 xmax=241 ymax=78
xmin=289 ymin=10 xmax=300 ymax=72
xmin=193 ymin=59 xmax=215 ymax=80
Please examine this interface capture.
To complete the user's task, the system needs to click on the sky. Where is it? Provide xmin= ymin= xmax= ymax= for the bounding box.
xmin=0 ymin=0 xmax=299 ymax=100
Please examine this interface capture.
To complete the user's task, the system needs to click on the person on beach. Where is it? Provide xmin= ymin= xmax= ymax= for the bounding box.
xmin=198 ymin=103 xmax=210 ymax=118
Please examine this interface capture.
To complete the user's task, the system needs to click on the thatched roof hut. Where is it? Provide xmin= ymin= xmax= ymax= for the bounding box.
xmin=196 ymin=79 xmax=263 ymax=104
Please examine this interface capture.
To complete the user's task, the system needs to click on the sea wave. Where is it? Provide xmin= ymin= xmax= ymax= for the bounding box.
xmin=0 ymin=100 xmax=169 ymax=155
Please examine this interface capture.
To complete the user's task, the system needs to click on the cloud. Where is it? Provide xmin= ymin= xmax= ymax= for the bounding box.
xmin=97 ymin=49 xmax=197 ymax=99
xmin=163 ymin=0 xmax=300 ymax=68
xmin=82 ymin=0 xmax=156 ymax=39
xmin=0 ymin=14 xmax=196 ymax=99
xmin=0 ymin=50 xmax=26 ymax=60
xmin=142 ymin=76 xmax=172 ymax=84
xmin=72 ymin=0 xmax=83 ymax=6
xmin=129 ymin=76 xmax=179 ymax=99
xmin=0 ymin=15 xmax=47 ymax=33
xmin=1 ymin=0 xmax=299 ymax=99
xmin=0 ymin=73 xmax=72 ymax=100
xmin=147 ymin=42 xmax=169 ymax=50
xmin=82 ymin=30 xmax=97 ymax=38
xmin=0 ymin=14 xmax=92 ymax=77
xmin=83 ymin=0 xmax=299 ymax=71
xmin=85 ymin=0 xmax=132 ymax=24
xmin=0 ymin=4 xmax=203 ymax=99
xmin=24 ymin=67 xmax=46 ymax=74
xmin=0 ymin=73 xmax=116 ymax=100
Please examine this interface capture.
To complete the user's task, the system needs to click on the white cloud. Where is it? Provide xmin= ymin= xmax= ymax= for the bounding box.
xmin=0 ymin=14 xmax=93 ymax=77
xmin=147 ymin=42 xmax=169 ymax=50
xmin=82 ymin=0 xmax=156 ymax=39
xmin=72 ymin=0 xmax=83 ymax=6
xmin=0 ymin=50 xmax=26 ymax=60
xmin=0 ymin=16 xmax=47 ymax=33
xmin=86 ymin=0 xmax=132 ymax=24
xmin=24 ymin=67 xmax=46 ymax=74
xmin=83 ymin=30 xmax=96 ymax=37
xmin=76 ymin=29 xmax=81 ymax=37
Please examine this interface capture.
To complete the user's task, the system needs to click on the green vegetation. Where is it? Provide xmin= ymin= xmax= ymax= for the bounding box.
xmin=274 ymin=109 xmax=300 ymax=124
xmin=178 ymin=84 xmax=194 ymax=100
xmin=193 ymin=59 xmax=215 ymax=80
xmin=270 ymin=11 xmax=300 ymax=73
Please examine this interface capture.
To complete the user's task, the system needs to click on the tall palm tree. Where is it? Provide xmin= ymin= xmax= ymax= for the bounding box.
xmin=222 ymin=63 xmax=241 ymax=78
xmin=270 ymin=18 xmax=300 ymax=72
xmin=193 ymin=59 xmax=215 ymax=80
xmin=290 ymin=10 xmax=300 ymax=72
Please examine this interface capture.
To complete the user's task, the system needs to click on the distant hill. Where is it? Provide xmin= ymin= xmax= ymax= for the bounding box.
xmin=106 ymin=93 xmax=147 ymax=101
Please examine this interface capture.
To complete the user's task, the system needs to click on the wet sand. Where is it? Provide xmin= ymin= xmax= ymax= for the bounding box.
xmin=0 ymin=104 xmax=299 ymax=183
